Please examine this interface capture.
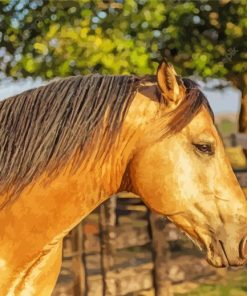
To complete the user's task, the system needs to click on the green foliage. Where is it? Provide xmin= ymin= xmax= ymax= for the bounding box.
xmin=217 ymin=119 xmax=237 ymax=137
xmin=0 ymin=0 xmax=247 ymax=82
xmin=175 ymin=271 xmax=247 ymax=296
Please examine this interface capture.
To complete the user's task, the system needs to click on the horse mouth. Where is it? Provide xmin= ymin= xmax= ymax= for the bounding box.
xmin=205 ymin=241 xmax=229 ymax=268
xmin=218 ymin=240 xmax=230 ymax=267
xmin=205 ymin=240 xmax=246 ymax=268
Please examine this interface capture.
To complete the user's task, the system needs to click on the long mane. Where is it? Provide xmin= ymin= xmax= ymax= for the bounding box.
xmin=0 ymin=74 xmax=213 ymax=207
xmin=0 ymin=75 xmax=140 ymax=205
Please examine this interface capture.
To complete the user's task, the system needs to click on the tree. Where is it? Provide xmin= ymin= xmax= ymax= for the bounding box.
xmin=159 ymin=0 xmax=247 ymax=134
xmin=1 ymin=0 xmax=247 ymax=132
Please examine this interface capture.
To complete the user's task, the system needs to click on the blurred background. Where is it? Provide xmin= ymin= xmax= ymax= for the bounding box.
xmin=1 ymin=0 xmax=247 ymax=295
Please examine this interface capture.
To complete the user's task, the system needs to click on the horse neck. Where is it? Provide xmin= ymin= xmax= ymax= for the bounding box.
xmin=0 ymin=130 xmax=136 ymax=294
xmin=0 ymin=89 xmax=160 ymax=295
xmin=81 ymin=90 xmax=160 ymax=197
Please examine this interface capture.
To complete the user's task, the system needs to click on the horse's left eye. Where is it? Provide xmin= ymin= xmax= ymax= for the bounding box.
xmin=193 ymin=143 xmax=214 ymax=155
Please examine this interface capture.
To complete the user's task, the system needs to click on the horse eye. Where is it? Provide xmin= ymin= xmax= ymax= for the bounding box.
xmin=193 ymin=143 xmax=214 ymax=155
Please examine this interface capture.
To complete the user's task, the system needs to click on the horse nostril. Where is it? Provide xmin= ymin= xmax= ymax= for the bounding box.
xmin=240 ymin=236 xmax=247 ymax=259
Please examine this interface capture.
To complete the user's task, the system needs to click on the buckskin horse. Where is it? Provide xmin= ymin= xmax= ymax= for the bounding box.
xmin=0 ymin=60 xmax=247 ymax=295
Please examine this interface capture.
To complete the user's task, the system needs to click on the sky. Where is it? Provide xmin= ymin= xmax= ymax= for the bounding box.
xmin=203 ymin=84 xmax=241 ymax=115
xmin=0 ymin=77 xmax=241 ymax=115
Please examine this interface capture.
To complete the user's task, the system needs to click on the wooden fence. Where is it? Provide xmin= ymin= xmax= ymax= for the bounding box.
xmin=225 ymin=133 xmax=247 ymax=190
xmin=52 ymin=197 xmax=216 ymax=296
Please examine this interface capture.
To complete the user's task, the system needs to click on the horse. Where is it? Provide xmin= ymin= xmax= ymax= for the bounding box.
xmin=0 ymin=60 xmax=247 ymax=295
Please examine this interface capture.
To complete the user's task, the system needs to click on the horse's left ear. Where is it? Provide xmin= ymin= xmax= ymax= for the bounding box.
xmin=157 ymin=60 xmax=186 ymax=107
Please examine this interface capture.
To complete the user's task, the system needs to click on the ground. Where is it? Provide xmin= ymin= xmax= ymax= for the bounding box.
xmin=136 ymin=269 xmax=247 ymax=296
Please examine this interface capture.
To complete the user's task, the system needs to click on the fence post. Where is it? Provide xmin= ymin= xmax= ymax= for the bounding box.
xmin=149 ymin=212 xmax=173 ymax=296
xmin=99 ymin=196 xmax=117 ymax=296
xmin=71 ymin=222 xmax=87 ymax=296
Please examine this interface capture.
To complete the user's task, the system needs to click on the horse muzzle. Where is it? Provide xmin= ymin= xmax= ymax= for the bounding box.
xmin=206 ymin=235 xmax=247 ymax=268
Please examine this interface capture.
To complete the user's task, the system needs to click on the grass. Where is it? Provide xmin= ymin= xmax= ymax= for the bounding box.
xmin=175 ymin=270 xmax=247 ymax=296
xmin=217 ymin=119 xmax=237 ymax=137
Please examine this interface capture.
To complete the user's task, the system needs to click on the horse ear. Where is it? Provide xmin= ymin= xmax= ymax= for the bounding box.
xmin=157 ymin=59 xmax=186 ymax=107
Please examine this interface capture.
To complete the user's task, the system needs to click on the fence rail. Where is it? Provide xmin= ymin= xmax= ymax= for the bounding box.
xmin=227 ymin=133 xmax=247 ymax=149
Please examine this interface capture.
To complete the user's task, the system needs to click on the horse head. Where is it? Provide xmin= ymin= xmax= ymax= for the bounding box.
xmin=126 ymin=60 xmax=247 ymax=268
